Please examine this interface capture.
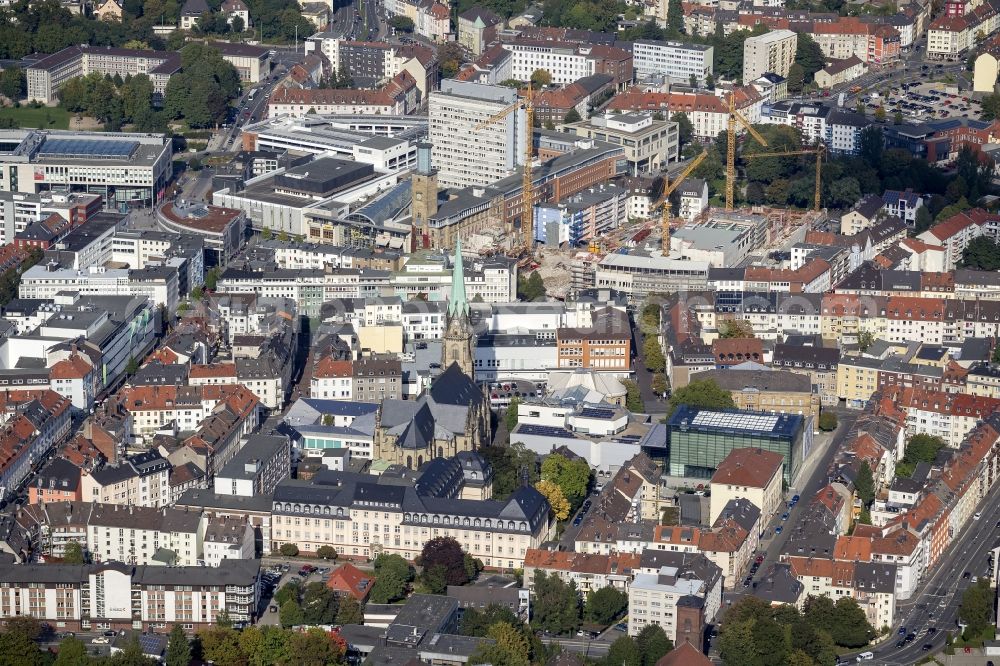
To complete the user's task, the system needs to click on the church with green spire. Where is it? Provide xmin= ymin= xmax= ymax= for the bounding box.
xmin=372 ymin=242 xmax=490 ymax=469
xmin=442 ymin=239 xmax=475 ymax=378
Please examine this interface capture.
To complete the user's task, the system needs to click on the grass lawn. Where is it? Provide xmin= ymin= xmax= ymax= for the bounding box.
xmin=0 ymin=106 xmax=71 ymax=129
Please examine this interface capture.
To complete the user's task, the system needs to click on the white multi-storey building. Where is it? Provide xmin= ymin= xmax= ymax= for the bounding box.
xmin=632 ymin=40 xmax=713 ymax=84
xmin=742 ymin=29 xmax=797 ymax=83
xmin=428 ymin=80 xmax=526 ymax=189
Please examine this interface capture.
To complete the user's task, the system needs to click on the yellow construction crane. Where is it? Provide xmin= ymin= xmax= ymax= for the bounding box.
xmin=659 ymin=150 xmax=709 ymax=254
xmin=725 ymin=91 xmax=770 ymax=212
xmin=473 ymin=84 xmax=535 ymax=253
xmin=745 ymin=144 xmax=827 ymax=212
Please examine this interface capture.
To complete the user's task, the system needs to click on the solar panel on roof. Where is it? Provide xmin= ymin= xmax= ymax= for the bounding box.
xmin=38 ymin=138 xmax=138 ymax=160
xmin=136 ymin=634 xmax=163 ymax=656
xmin=579 ymin=407 xmax=615 ymax=419
xmin=517 ymin=424 xmax=574 ymax=438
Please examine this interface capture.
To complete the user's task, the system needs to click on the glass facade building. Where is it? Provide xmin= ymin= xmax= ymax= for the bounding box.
xmin=666 ymin=406 xmax=808 ymax=484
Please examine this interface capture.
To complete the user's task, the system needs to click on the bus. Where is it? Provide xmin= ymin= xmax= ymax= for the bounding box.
xmin=247 ymin=88 xmax=258 ymax=101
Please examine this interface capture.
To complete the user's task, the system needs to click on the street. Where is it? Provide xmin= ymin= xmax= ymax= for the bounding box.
xmin=839 ymin=478 xmax=1000 ymax=665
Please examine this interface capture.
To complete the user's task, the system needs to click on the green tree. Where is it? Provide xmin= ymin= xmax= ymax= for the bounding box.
xmin=239 ymin=626 xmax=291 ymax=666
xmin=279 ymin=599 xmax=304 ymax=628
xmin=480 ymin=442 xmax=538 ymax=500
xmin=370 ymin=553 xmax=413 ymax=603
xmin=604 ymin=635 xmax=642 ymax=666
xmin=112 ymin=634 xmax=155 ymax=666
xmin=818 ymin=412 xmax=837 ymax=432
xmin=874 ymin=106 xmax=887 ymax=123
xmin=126 ymin=356 xmax=139 ymax=376
xmin=981 ymin=92 xmax=1000 ymax=121
xmin=960 ymin=578 xmax=994 ymax=639
xmin=279 ymin=543 xmax=299 ymax=557
xmin=563 ymin=108 xmax=582 ymax=124
xmin=670 ymin=112 xmax=694 ymax=149
xmin=718 ymin=619 xmax=755 ymax=666
xmin=336 ymin=595 xmax=364 ymax=625
xmin=893 ymin=110 xmax=904 ymax=125
xmin=0 ymin=67 xmax=26 ymax=101
xmin=794 ymin=33 xmax=826 ymax=83
xmin=63 ymin=540 xmax=85 ymax=564
xmin=197 ymin=627 xmax=244 ymax=666
xmin=643 ymin=335 xmax=666 ymax=373
xmin=858 ymin=125 xmax=884 ymax=168
xmin=541 ymin=453 xmax=591 ymax=509
xmin=786 ymin=63 xmax=805 ymax=94
xmin=530 ymin=570 xmax=581 ymax=635
xmin=621 ymin=379 xmax=644 ymax=413
xmin=204 ymin=267 xmax=220 ymax=291
xmin=896 ymin=433 xmax=947 ymax=477
xmin=530 ymin=68 xmax=552 ymax=88
xmin=120 ymin=73 xmax=153 ymax=123
xmin=273 ymin=579 xmax=301 ymax=607
xmin=505 ymin=397 xmax=520 ymax=435
xmin=914 ymin=205 xmax=934 ymax=234
xmin=287 ymin=627 xmax=344 ymax=665
xmin=301 ymin=582 xmax=338 ymax=625
xmin=831 ymin=597 xmax=873 ymax=647
xmin=667 ymin=0 xmax=683 ymax=34
xmin=517 ymin=271 xmax=546 ymax=301
xmin=961 ymin=236 xmax=1000 ymax=271
xmin=54 ymin=635 xmax=90 ymax=666
xmin=651 ymin=373 xmax=669 ymax=396
xmin=460 ymin=604 xmax=519 ymax=637
xmin=584 ymin=586 xmax=628 ymax=624
xmin=389 ymin=15 xmax=414 ymax=32
xmin=666 ymin=378 xmax=735 ymax=418
xmin=418 ymin=537 xmax=471 ymax=592
xmin=719 ymin=319 xmax=755 ymax=338
xmin=855 ymin=461 xmax=875 ymax=506
xmin=635 ymin=624 xmax=672 ymax=666
xmin=165 ymin=625 xmax=191 ymax=666
xmin=470 ymin=622 xmax=531 ymax=666
xmin=316 ymin=545 xmax=338 ymax=560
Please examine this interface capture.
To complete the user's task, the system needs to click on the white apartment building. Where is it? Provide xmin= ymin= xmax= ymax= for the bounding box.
xmin=501 ymin=42 xmax=595 ymax=85
xmin=632 ymin=40 xmax=714 ymax=84
xmin=203 ymin=516 xmax=256 ymax=567
xmin=428 ymin=80 xmax=526 ymax=189
xmin=0 ymin=559 xmax=259 ymax=631
xmin=629 ymin=551 xmax=724 ymax=645
xmin=19 ymin=265 xmax=179 ymax=312
xmin=742 ymin=29 xmax=797 ymax=83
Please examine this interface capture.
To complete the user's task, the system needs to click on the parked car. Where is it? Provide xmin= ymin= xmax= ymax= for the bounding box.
xmin=92 ymin=637 xmax=110 ymax=645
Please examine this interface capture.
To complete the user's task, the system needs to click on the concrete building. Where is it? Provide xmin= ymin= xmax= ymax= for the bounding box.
xmin=213 ymin=434 xmax=291 ymax=497
xmin=206 ymin=42 xmax=271 ymax=83
xmin=742 ymin=29 xmax=797 ymax=83
xmin=568 ymin=112 xmax=679 ymax=176
xmin=203 ymin=515 xmax=255 ymax=567
xmin=632 ymin=40 xmax=714 ymax=84
xmin=26 ymin=46 xmax=180 ymax=104
xmin=457 ymin=8 xmax=502 ymax=55
xmin=0 ymin=559 xmax=259 ymax=631
xmin=0 ymin=130 xmax=173 ymax=209
xmin=628 ymin=549 xmax=723 ymax=646
xmin=80 ymin=450 xmax=171 ymax=508
xmin=428 ymin=80 xmax=527 ymax=189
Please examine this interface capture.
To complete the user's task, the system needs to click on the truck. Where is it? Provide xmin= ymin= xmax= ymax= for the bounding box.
xmin=850 ymin=85 xmax=863 ymax=93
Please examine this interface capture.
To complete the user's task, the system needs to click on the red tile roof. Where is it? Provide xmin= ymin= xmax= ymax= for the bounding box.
xmin=326 ymin=563 xmax=375 ymax=601
xmin=711 ymin=448 xmax=783 ymax=489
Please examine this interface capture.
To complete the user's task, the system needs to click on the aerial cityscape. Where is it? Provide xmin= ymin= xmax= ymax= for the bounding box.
xmin=2 ymin=0 xmax=1000 ymax=664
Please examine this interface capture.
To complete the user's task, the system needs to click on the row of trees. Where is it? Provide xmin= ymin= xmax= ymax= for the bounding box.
xmin=692 ymin=121 xmax=984 ymax=213
xmin=0 ymin=247 xmax=43 ymax=307
xmin=718 ymin=595 xmax=875 ymax=666
xmin=961 ymin=235 xmax=1000 ymax=271
xmin=60 ymin=71 xmax=163 ymax=131
xmin=529 ymin=571 xmax=629 ymax=634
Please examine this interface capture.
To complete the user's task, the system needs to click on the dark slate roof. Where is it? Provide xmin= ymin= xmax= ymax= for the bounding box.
xmin=34 ymin=457 xmax=81 ymax=493
xmin=753 ymin=562 xmax=804 ymax=605
xmin=428 ymin=362 xmax=482 ymax=406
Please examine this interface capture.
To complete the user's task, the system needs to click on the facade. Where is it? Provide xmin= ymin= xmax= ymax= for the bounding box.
xmin=0 ymin=559 xmax=259 ymax=631
xmin=457 ymin=8 xmax=501 ymax=55
xmin=690 ymin=369 xmax=821 ymax=427
xmin=428 ymin=80 xmax=526 ymax=189
xmin=628 ymin=549 xmax=723 ymax=646
xmin=568 ymin=113 xmax=679 ymax=176
xmin=709 ymin=447 xmax=784 ymax=524
xmin=632 ymin=40 xmax=714 ymax=84
xmin=0 ymin=131 xmax=173 ymax=209
xmin=271 ymin=475 xmax=553 ymax=569
xmin=666 ymin=406 xmax=809 ymax=484
xmin=500 ymin=41 xmax=633 ymax=88
xmin=742 ymin=30 xmax=797 ymax=83
xmin=26 ymin=46 xmax=180 ymax=104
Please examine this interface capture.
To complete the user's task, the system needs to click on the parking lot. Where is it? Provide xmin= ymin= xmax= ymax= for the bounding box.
xmin=864 ymin=66 xmax=981 ymax=121
xmin=258 ymin=563 xmax=334 ymax=625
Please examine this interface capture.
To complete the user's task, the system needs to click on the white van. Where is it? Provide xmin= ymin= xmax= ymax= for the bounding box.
xmin=856 ymin=652 xmax=874 ymax=662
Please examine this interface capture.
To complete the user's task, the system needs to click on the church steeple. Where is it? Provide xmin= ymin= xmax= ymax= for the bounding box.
xmin=448 ymin=239 xmax=468 ymax=318
xmin=442 ymin=239 xmax=474 ymax=378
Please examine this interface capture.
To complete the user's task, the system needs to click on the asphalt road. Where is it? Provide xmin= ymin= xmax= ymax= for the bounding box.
xmin=837 ymin=478 xmax=1000 ymax=665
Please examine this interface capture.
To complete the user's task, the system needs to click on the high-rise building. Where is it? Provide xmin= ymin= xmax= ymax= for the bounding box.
xmin=742 ymin=30 xmax=797 ymax=84
xmin=428 ymin=80 xmax=527 ymax=189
